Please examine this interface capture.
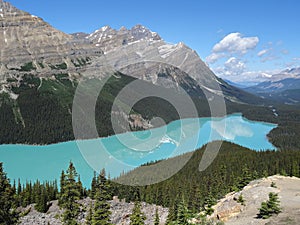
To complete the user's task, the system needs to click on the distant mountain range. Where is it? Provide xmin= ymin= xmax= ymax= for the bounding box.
xmin=244 ymin=68 xmax=300 ymax=104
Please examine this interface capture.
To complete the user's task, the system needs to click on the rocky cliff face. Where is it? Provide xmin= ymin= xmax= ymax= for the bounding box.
xmin=0 ymin=0 xmax=103 ymax=86
xmin=0 ymin=0 xmax=99 ymax=65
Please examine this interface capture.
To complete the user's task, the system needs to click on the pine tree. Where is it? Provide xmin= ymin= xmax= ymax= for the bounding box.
xmin=60 ymin=162 xmax=81 ymax=225
xmin=0 ymin=162 xmax=18 ymax=224
xmin=237 ymin=166 xmax=252 ymax=190
xmin=35 ymin=186 xmax=48 ymax=213
xmin=154 ymin=207 xmax=160 ymax=225
xmin=166 ymin=203 xmax=177 ymax=225
xmin=258 ymin=192 xmax=281 ymax=219
xmin=77 ymin=175 xmax=85 ymax=198
xmin=203 ymin=193 xmax=216 ymax=216
xmin=59 ymin=170 xmax=66 ymax=206
xmin=85 ymin=203 xmax=93 ymax=225
xmin=17 ymin=178 xmax=22 ymax=195
xmin=92 ymin=169 xmax=112 ymax=225
xmin=90 ymin=171 xmax=97 ymax=199
xmin=130 ymin=201 xmax=146 ymax=225
xmin=176 ymin=197 xmax=189 ymax=225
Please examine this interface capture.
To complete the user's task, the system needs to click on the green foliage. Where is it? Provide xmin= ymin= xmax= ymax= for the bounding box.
xmin=34 ymin=186 xmax=49 ymax=213
xmin=54 ymin=63 xmax=68 ymax=70
xmin=19 ymin=62 xmax=36 ymax=71
xmin=60 ymin=162 xmax=81 ymax=225
xmin=130 ymin=201 xmax=146 ymax=225
xmin=257 ymin=192 xmax=281 ymax=219
xmin=203 ymin=194 xmax=216 ymax=216
xmin=112 ymin=142 xmax=300 ymax=213
xmin=176 ymin=198 xmax=190 ymax=224
xmin=0 ymin=163 xmax=18 ymax=224
xmin=91 ymin=169 xmax=112 ymax=225
xmin=237 ymin=194 xmax=245 ymax=206
xmin=154 ymin=207 xmax=160 ymax=225
xmin=166 ymin=202 xmax=177 ymax=224
xmin=90 ymin=171 xmax=97 ymax=199
xmin=270 ymin=182 xmax=277 ymax=188
xmin=38 ymin=62 xmax=45 ymax=69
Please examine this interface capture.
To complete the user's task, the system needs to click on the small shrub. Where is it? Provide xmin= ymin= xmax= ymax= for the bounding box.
xmin=270 ymin=182 xmax=277 ymax=188
xmin=237 ymin=194 xmax=245 ymax=206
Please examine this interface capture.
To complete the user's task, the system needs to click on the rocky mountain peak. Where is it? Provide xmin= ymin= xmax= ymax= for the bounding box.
xmin=86 ymin=24 xmax=162 ymax=52
xmin=119 ymin=26 xmax=127 ymax=32
xmin=0 ymin=0 xmax=15 ymax=12
xmin=130 ymin=24 xmax=161 ymax=41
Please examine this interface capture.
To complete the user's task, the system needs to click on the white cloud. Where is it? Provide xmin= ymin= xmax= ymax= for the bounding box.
xmin=224 ymin=57 xmax=246 ymax=76
xmin=206 ymin=32 xmax=259 ymax=64
xmin=212 ymin=33 xmax=259 ymax=54
xmin=206 ymin=52 xmax=225 ymax=64
xmin=257 ymin=49 xmax=268 ymax=57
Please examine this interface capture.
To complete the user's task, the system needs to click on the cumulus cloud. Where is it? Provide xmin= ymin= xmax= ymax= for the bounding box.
xmin=224 ymin=57 xmax=246 ymax=76
xmin=205 ymin=53 xmax=225 ymax=64
xmin=213 ymin=33 xmax=259 ymax=54
xmin=206 ymin=32 xmax=259 ymax=64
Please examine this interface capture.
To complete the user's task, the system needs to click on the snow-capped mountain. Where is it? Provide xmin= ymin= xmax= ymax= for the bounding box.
xmin=245 ymin=68 xmax=300 ymax=104
xmin=246 ymin=68 xmax=300 ymax=93
xmin=86 ymin=25 xmax=161 ymax=52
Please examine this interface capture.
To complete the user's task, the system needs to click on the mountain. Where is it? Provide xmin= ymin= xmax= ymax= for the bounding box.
xmin=245 ymin=68 xmax=300 ymax=104
xmin=223 ymin=79 xmax=249 ymax=88
xmin=0 ymin=0 xmax=262 ymax=106
xmin=0 ymin=0 xmax=99 ymax=65
xmin=0 ymin=1 xmax=271 ymax=145
xmin=85 ymin=24 xmax=263 ymax=104
xmin=86 ymin=24 xmax=161 ymax=52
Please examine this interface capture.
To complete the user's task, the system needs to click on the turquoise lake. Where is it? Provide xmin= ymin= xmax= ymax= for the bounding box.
xmin=0 ymin=114 xmax=277 ymax=187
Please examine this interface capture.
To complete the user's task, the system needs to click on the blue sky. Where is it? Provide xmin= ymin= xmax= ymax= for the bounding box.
xmin=8 ymin=0 xmax=300 ymax=84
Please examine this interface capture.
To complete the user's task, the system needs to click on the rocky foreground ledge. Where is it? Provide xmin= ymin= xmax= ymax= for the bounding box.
xmin=208 ymin=175 xmax=300 ymax=225
xmin=19 ymin=197 xmax=168 ymax=225
xmin=18 ymin=175 xmax=300 ymax=224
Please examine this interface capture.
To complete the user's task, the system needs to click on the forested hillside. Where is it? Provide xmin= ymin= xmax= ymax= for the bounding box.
xmin=1 ymin=73 xmax=300 ymax=150
xmin=112 ymin=142 xmax=300 ymax=215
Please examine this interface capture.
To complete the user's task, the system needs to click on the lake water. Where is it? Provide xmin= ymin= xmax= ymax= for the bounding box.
xmin=0 ymin=113 xmax=277 ymax=187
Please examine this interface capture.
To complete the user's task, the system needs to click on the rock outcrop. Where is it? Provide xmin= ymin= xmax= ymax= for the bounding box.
xmin=206 ymin=175 xmax=300 ymax=225
xmin=19 ymin=197 xmax=168 ymax=225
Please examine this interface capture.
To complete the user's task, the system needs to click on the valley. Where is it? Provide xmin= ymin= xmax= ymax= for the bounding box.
xmin=0 ymin=0 xmax=299 ymax=224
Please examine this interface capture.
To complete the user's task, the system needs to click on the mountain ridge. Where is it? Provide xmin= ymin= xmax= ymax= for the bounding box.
xmin=244 ymin=67 xmax=300 ymax=104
